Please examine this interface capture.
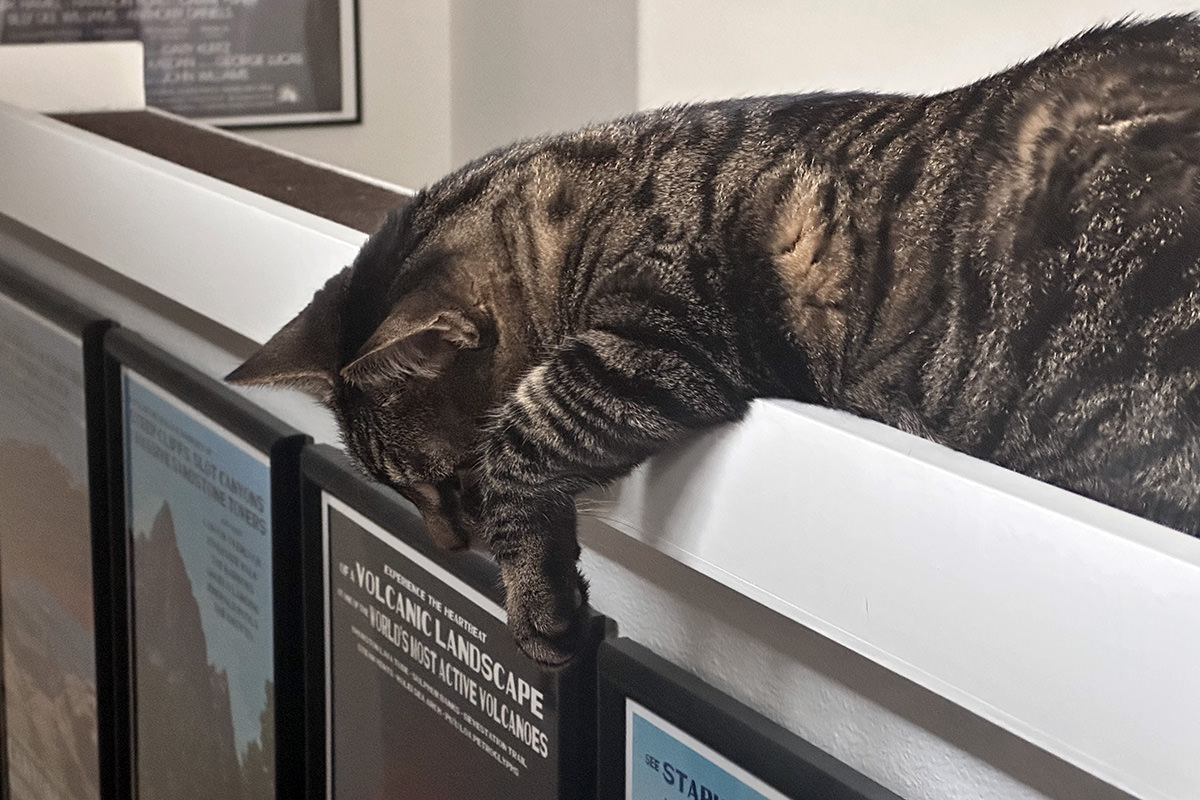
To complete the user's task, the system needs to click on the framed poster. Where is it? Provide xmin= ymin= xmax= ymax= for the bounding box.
xmin=0 ymin=265 xmax=113 ymax=800
xmin=302 ymin=444 xmax=611 ymax=800
xmin=0 ymin=0 xmax=359 ymax=127
xmin=104 ymin=329 xmax=308 ymax=800
xmin=598 ymin=638 xmax=901 ymax=800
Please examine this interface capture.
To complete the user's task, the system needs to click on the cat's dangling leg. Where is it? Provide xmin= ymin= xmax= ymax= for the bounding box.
xmin=475 ymin=327 xmax=749 ymax=664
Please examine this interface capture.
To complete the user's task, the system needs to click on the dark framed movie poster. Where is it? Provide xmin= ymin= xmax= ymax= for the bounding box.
xmin=0 ymin=0 xmax=359 ymax=126
xmin=105 ymin=329 xmax=308 ymax=800
xmin=302 ymin=444 xmax=610 ymax=800
xmin=0 ymin=265 xmax=113 ymax=800
xmin=597 ymin=638 xmax=901 ymax=800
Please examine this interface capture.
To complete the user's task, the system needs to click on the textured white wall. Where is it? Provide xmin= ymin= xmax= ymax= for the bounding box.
xmin=578 ymin=517 xmax=1139 ymax=800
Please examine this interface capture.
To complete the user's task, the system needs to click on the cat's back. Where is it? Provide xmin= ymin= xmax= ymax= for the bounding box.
xmin=973 ymin=15 xmax=1200 ymax=226
xmin=1004 ymin=13 xmax=1200 ymax=99
xmin=901 ymin=16 xmax=1200 ymax=533
xmin=692 ymin=16 xmax=1200 ymax=533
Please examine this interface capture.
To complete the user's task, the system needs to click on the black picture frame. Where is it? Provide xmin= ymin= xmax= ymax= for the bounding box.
xmin=103 ymin=328 xmax=309 ymax=800
xmin=0 ymin=0 xmax=361 ymax=128
xmin=0 ymin=262 xmax=116 ymax=800
xmin=301 ymin=443 xmax=611 ymax=800
xmin=597 ymin=638 xmax=902 ymax=800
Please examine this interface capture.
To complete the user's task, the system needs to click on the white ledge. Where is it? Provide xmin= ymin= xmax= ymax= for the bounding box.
xmin=0 ymin=100 xmax=367 ymax=345
xmin=1 ymin=101 xmax=1197 ymax=800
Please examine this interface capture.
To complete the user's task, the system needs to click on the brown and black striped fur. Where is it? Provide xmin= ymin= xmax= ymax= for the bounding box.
xmin=230 ymin=16 xmax=1200 ymax=663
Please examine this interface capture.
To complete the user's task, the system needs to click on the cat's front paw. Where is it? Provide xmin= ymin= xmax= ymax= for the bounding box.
xmin=500 ymin=563 xmax=587 ymax=667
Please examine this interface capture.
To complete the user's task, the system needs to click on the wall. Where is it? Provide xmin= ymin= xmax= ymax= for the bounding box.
xmin=244 ymin=0 xmax=640 ymax=189
xmin=447 ymin=0 xmax=637 ymax=167
xmin=635 ymin=0 xmax=1199 ymax=104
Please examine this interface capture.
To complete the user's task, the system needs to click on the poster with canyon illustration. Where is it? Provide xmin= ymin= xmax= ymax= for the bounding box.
xmin=123 ymin=370 xmax=275 ymax=800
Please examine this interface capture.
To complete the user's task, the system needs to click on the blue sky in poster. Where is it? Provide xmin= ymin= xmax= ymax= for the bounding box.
xmin=628 ymin=702 xmax=787 ymax=800
xmin=124 ymin=372 xmax=273 ymax=757
xmin=0 ymin=294 xmax=87 ymax=484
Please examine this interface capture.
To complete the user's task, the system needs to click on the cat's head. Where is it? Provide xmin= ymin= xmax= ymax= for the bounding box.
xmin=227 ymin=198 xmax=531 ymax=550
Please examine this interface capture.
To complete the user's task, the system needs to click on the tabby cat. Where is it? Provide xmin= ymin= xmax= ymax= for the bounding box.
xmin=230 ymin=16 xmax=1200 ymax=664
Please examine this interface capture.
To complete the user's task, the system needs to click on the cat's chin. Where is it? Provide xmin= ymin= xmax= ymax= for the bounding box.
xmin=420 ymin=510 xmax=471 ymax=550
xmin=410 ymin=479 xmax=478 ymax=550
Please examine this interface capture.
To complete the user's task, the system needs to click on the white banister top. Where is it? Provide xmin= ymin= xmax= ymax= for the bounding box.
xmin=0 ymin=100 xmax=367 ymax=344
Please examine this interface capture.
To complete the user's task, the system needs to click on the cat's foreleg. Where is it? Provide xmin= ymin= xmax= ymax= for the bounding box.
xmin=477 ymin=327 xmax=748 ymax=664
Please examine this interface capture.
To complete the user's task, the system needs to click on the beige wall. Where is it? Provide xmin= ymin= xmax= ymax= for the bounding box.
xmin=448 ymin=0 xmax=637 ymax=166
xmin=635 ymin=0 xmax=1200 ymax=104
xmin=243 ymin=0 xmax=638 ymax=189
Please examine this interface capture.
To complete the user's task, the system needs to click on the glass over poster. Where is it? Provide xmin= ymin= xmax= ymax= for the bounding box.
xmin=107 ymin=329 xmax=306 ymax=799
xmin=0 ymin=0 xmax=359 ymax=126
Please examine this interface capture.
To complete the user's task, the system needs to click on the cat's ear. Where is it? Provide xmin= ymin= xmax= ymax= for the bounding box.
xmin=225 ymin=267 xmax=350 ymax=403
xmin=340 ymin=293 xmax=484 ymax=387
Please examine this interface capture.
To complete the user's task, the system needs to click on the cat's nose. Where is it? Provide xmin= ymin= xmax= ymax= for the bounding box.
xmin=422 ymin=508 xmax=471 ymax=550
xmin=405 ymin=481 xmax=470 ymax=550
xmin=451 ymin=467 xmax=482 ymax=519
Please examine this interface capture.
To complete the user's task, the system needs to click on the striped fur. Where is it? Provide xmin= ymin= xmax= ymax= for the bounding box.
xmin=230 ymin=16 xmax=1200 ymax=663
